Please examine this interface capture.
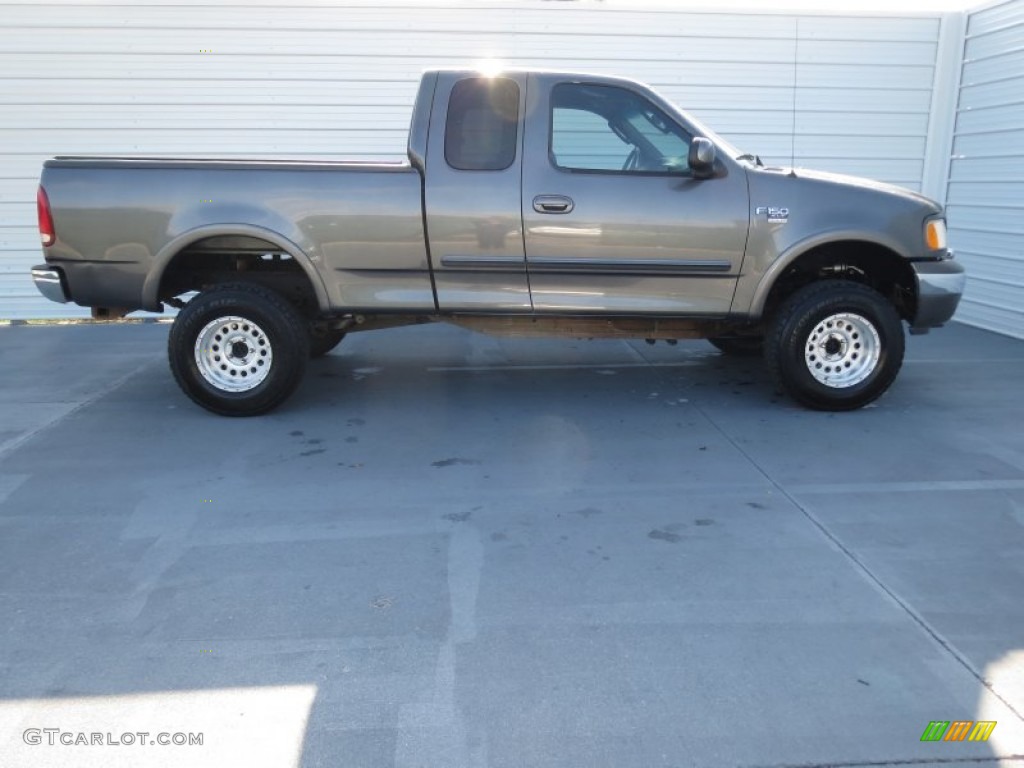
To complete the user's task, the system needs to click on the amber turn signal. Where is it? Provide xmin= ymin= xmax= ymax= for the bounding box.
xmin=925 ymin=219 xmax=947 ymax=251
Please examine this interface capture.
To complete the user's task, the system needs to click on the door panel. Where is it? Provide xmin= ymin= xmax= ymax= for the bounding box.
xmin=522 ymin=75 xmax=749 ymax=315
xmin=424 ymin=72 xmax=531 ymax=312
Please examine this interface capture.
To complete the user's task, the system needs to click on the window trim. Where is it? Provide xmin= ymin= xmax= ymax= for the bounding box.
xmin=547 ymin=81 xmax=695 ymax=179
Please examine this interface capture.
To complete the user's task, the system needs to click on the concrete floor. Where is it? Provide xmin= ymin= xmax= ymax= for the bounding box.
xmin=0 ymin=319 xmax=1023 ymax=768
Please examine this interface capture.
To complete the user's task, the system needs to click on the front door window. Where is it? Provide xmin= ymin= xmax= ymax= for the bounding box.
xmin=550 ymin=83 xmax=693 ymax=175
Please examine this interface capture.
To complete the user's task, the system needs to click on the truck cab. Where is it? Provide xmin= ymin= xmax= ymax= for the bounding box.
xmin=415 ymin=70 xmax=750 ymax=316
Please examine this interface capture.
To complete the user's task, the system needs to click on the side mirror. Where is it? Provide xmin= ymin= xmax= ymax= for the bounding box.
xmin=688 ymin=137 xmax=716 ymax=178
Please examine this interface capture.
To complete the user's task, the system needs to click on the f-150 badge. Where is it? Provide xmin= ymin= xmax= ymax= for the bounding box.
xmin=755 ymin=206 xmax=789 ymax=223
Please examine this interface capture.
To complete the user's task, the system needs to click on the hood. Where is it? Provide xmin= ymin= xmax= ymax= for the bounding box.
xmin=757 ymin=166 xmax=943 ymax=215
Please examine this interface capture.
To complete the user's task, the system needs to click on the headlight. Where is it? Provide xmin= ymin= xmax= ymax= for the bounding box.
xmin=925 ymin=218 xmax=947 ymax=251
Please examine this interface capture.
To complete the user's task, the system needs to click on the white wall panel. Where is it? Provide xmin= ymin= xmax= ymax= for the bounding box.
xmin=960 ymin=47 xmax=1024 ymax=82
xmin=966 ymin=0 xmax=1024 ymax=33
xmin=954 ymin=129 xmax=1024 ymax=154
xmin=0 ymin=0 xmax=941 ymax=319
xmin=948 ymin=0 xmax=1024 ymax=339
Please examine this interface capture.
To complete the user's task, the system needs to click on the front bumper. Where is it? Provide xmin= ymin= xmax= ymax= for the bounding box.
xmin=31 ymin=265 xmax=69 ymax=304
xmin=911 ymin=258 xmax=965 ymax=330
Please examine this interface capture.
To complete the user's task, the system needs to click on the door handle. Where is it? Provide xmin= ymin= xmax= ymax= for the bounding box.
xmin=533 ymin=195 xmax=574 ymax=214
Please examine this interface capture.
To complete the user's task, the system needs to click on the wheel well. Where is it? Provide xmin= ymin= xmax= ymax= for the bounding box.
xmin=762 ymin=241 xmax=916 ymax=323
xmin=157 ymin=235 xmax=321 ymax=317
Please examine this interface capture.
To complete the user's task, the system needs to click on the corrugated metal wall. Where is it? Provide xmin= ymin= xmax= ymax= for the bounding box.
xmin=0 ymin=0 xmax=942 ymax=319
xmin=948 ymin=0 xmax=1024 ymax=339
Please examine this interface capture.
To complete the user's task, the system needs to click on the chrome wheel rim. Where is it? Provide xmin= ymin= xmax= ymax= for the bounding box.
xmin=194 ymin=315 xmax=272 ymax=392
xmin=803 ymin=312 xmax=880 ymax=388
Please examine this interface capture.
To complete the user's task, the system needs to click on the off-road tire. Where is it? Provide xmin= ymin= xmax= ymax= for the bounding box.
xmin=168 ymin=282 xmax=309 ymax=416
xmin=765 ymin=280 xmax=904 ymax=411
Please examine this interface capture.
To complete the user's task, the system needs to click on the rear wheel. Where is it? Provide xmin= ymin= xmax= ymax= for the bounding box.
xmin=708 ymin=335 xmax=763 ymax=357
xmin=765 ymin=280 xmax=904 ymax=411
xmin=168 ymin=282 xmax=309 ymax=416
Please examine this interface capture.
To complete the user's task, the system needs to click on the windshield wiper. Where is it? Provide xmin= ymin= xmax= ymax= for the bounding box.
xmin=736 ymin=153 xmax=764 ymax=167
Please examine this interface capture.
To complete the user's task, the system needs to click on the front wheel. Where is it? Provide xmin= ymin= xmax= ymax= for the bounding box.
xmin=168 ymin=282 xmax=309 ymax=416
xmin=765 ymin=281 xmax=904 ymax=411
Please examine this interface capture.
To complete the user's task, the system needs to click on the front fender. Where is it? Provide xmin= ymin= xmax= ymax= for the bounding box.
xmin=734 ymin=166 xmax=940 ymax=320
xmin=742 ymin=229 xmax=911 ymax=319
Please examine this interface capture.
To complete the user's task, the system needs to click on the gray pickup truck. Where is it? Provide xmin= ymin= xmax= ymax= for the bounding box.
xmin=33 ymin=69 xmax=965 ymax=416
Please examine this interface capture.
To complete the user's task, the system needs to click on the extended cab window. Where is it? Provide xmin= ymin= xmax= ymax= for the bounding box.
xmin=445 ymin=78 xmax=520 ymax=171
xmin=551 ymin=83 xmax=692 ymax=174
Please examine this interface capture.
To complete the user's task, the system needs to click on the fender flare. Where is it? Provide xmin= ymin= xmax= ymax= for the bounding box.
xmin=141 ymin=223 xmax=330 ymax=312
xmin=746 ymin=230 xmax=910 ymax=319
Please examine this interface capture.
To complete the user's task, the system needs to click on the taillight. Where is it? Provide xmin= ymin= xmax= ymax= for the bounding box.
xmin=37 ymin=186 xmax=55 ymax=247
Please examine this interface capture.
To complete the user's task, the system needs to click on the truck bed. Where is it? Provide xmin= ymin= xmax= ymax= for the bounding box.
xmin=41 ymin=156 xmax=433 ymax=313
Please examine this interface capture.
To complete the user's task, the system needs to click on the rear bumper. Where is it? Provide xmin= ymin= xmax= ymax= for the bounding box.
xmin=31 ymin=265 xmax=70 ymax=304
xmin=911 ymin=258 xmax=965 ymax=330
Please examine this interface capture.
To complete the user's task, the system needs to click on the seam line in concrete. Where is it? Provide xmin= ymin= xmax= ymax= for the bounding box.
xmin=904 ymin=358 xmax=1024 ymax=364
xmin=0 ymin=360 xmax=153 ymax=462
xmin=426 ymin=360 xmax=699 ymax=372
xmin=791 ymin=479 xmax=1024 ymax=494
xmin=610 ymin=340 xmax=1024 ymax=733
xmin=690 ymin=397 xmax=1024 ymax=728
xmin=619 ymin=340 xmax=1024 ymax=730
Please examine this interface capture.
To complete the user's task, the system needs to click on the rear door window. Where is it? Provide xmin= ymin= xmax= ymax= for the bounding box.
xmin=445 ymin=77 xmax=520 ymax=171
